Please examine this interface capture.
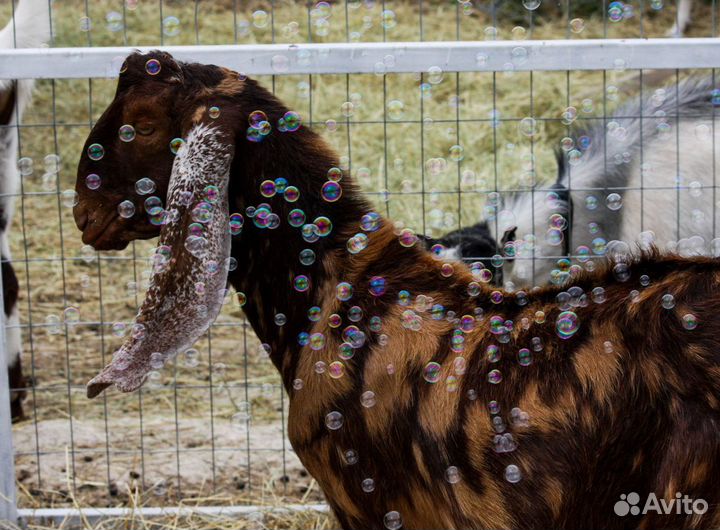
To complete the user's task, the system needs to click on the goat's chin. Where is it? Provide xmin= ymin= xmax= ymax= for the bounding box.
xmin=84 ymin=223 xmax=161 ymax=251
xmin=89 ymin=238 xmax=132 ymax=251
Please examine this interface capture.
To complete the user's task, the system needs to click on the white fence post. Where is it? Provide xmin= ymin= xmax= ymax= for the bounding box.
xmin=0 ymin=264 xmax=17 ymax=524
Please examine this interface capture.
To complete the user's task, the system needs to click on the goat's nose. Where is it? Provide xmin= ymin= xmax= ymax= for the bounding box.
xmin=73 ymin=206 xmax=88 ymax=232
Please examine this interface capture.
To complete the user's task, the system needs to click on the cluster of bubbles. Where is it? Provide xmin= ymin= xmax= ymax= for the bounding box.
xmin=246 ymin=109 xmax=303 ymax=142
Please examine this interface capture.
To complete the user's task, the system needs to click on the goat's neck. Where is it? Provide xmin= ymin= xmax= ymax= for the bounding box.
xmin=226 ymin=124 xmax=377 ymax=387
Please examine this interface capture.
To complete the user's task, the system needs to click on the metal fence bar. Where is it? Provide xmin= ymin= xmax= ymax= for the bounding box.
xmin=17 ymin=503 xmax=330 ymax=524
xmin=2 ymin=39 xmax=720 ymax=79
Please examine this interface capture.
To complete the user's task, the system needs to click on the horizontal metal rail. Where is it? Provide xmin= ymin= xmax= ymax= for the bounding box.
xmin=1 ymin=39 xmax=720 ymax=79
xmin=17 ymin=504 xmax=330 ymax=524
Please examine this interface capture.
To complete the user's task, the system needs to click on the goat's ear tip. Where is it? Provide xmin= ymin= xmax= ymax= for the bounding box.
xmin=87 ymin=380 xmax=112 ymax=399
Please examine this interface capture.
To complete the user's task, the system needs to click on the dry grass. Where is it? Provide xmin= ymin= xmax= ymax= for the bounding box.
xmin=2 ymin=0 xmax=717 ymax=527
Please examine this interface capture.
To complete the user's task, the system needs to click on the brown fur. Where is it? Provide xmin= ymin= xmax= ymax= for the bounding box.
xmin=74 ymin=51 xmax=720 ymax=530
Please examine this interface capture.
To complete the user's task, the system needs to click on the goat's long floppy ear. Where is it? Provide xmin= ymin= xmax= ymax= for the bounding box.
xmin=87 ymin=123 xmax=234 ymax=398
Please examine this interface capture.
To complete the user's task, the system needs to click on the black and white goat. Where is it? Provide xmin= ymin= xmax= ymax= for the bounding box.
xmin=490 ymin=76 xmax=720 ymax=289
xmin=0 ymin=0 xmax=51 ymax=421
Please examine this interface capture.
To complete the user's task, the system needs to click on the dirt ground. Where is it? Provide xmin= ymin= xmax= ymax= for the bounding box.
xmin=14 ymin=416 xmax=322 ymax=508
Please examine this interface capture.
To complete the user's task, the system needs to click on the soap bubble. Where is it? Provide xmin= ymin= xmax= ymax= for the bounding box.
xmin=505 ymin=464 xmax=522 ymax=483
xmin=163 ymin=16 xmax=180 ymax=36
xmin=361 ymin=390 xmax=376 ymax=408
xmin=135 ymin=177 xmax=155 ymax=195
xmin=87 ymin=143 xmax=105 ymax=161
xmin=118 ymin=200 xmax=135 ymax=218
xmin=423 ymin=362 xmax=441 ymax=383
xmin=384 ymin=511 xmax=402 ymax=530
xmin=487 ymin=369 xmax=502 ymax=384
xmin=145 ymin=58 xmax=161 ymax=75
xmin=118 ymin=124 xmax=135 ymax=142
xmin=361 ymin=478 xmax=375 ymax=492
xmin=556 ymin=311 xmax=579 ymax=339
xmin=445 ymin=466 xmax=461 ymax=484
xmin=325 ymin=411 xmax=344 ymax=430
xmin=662 ymin=294 xmax=675 ymax=309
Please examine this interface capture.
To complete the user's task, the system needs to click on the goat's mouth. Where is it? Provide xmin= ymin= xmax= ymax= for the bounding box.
xmin=75 ymin=207 xmax=160 ymax=251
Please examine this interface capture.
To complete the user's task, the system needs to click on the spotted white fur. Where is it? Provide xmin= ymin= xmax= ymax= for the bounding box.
xmin=0 ymin=0 xmax=51 ymax=371
xmin=87 ymin=124 xmax=233 ymax=396
xmin=497 ymin=77 xmax=720 ymax=288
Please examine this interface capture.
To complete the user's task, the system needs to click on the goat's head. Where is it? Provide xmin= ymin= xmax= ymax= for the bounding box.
xmin=74 ymin=50 xmax=242 ymax=250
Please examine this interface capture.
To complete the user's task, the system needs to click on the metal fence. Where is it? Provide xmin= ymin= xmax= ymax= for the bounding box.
xmin=1 ymin=0 xmax=720 ymax=526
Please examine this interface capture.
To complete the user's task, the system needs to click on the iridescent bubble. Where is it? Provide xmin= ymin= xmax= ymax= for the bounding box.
xmin=488 ymin=400 xmax=501 ymax=415
xmin=288 ymin=209 xmax=305 ymax=227
xmin=169 ymin=138 xmax=185 ymax=155
xmin=546 ymin=228 xmax=564 ymax=247
xmin=313 ymin=216 xmax=333 ymax=237
xmin=145 ymin=196 xmax=163 ymax=216
xmin=369 ymin=276 xmax=386 ymax=297
xmin=518 ymin=348 xmax=532 ymax=366
xmin=348 ymin=306 xmax=363 ymax=322
xmin=570 ymin=17 xmax=585 ymax=33
xmin=608 ymin=1 xmax=624 ymax=21
xmin=592 ymin=237 xmax=607 ymax=255
xmin=60 ymin=189 xmax=78 ymax=208
xmin=87 ymin=143 xmax=105 ymax=161
xmin=260 ymin=180 xmax=276 ymax=197
xmin=248 ymin=9 xmax=268 ymax=28
xmin=325 ymin=411 xmax=344 ymax=430
xmin=79 ymin=16 xmax=92 ymax=32
xmin=398 ymin=229 xmax=418 ymax=247
xmin=662 ymin=293 xmax=675 ymax=309
xmin=310 ymin=334 xmax=326 ymax=351
xmin=118 ymin=200 xmax=135 ymax=218
xmin=486 ymin=344 xmax=501 ymax=363
xmin=387 ymin=100 xmax=404 ymax=121
xmin=361 ymin=212 xmax=381 ymax=232
xmin=682 ymin=313 xmax=698 ymax=330
xmin=329 ymin=361 xmax=344 ymax=379
xmin=449 ymin=145 xmax=464 ymax=162
xmin=445 ymin=466 xmax=461 ymax=484
xmin=487 ymin=369 xmax=502 ymax=384
xmin=336 ymin=282 xmax=354 ymax=301
xmin=519 ymin=117 xmax=537 ymax=137
xmin=427 ymin=65 xmax=443 ymax=85
xmin=381 ymin=9 xmax=397 ymax=29
xmin=285 ymin=186 xmax=300 ymax=202
xmin=106 ymin=11 xmax=123 ymax=32
xmin=85 ymin=173 xmax=101 ymax=190
xmin=384 ymin=511 xmax=402 ymax=530
xmin=606 ymin=193 xmax=623 ymax=211
xmin=17 ymin=157 xmax=33 ymax=176
xmin=299 ymin=248 xmax=316 ymax=266
xmin=229 ymin=213 xmax=244 ymax=235
xmin=423 ymin=362 xmax=441 ymax=383
xmin=162 ymin=16 xmax=180 ymax=36
xmin=145 ymin=58 xmax=161 ymax=75
xmin=361 ymin=478 xmax=375 ymax=492
xmin=347 ymin=233 xmax=369 ymax=254
xmin=118 ymin=124 xmax=136 ymax=142
xmin=271 ymin=54 xmax=290 ymax=73
xmin=294 ymin=275 xmax=310 ymax=292
xmin=321 ymin=181 xmax=342 ymax=202
xmin=556 ymin=311 xmax=579 ymax=339
xmin=505 ymin=464 xmax=522 ymax=483
xmin=523 ymin=0 xmax=541 ymax=10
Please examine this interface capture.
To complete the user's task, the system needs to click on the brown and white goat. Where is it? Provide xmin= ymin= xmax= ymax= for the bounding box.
xmin=74 ymin=51 xmax=720 ymax=530
xmin=0 ymin=0 xmax=51 ymax=422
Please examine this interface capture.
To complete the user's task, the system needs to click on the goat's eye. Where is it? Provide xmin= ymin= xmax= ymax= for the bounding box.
xmin=135 ymin=125 xmax=155 ymax=136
